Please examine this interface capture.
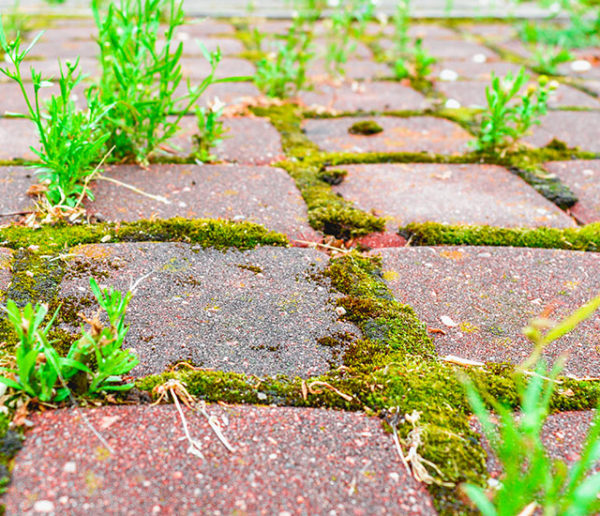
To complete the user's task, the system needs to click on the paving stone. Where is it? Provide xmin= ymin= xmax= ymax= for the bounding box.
xmin=333 ymin=163 xmax=575 ymax=230
xmin=367 ymin=22 xmax=459 ymax=39
xmin=60 ymin=244 xmax=352 ymax=377
xmin=437 ymin=81 xmax=600 ymax=109
xmin=0 ymin=118 xmax=37 ymax=161
xmin=0 ymin=81 xmax=88 ymax=116
xmin=543 ymin=160 xmax=600 ymax=224
xmin=25 ymin=39 xmax=99 ymax=59
xmin=421 ymin=38 xmax=498 ymax=60
xmin=376 ymin=246 xmax=600 ymax=376
xmin=171 ymin=116 xmax=285 ymax=165
xmin=0 ymin=247 xmax=13 ymax=292
xmin=303 ymin=116 xmax=474 ymax=155
xmin=298 ymin=81 xmax=430 ymax=112
xmin=250 ymin=19 xmax=292 ymax=34
xmin=4 ymin=404 xmax=436 ymax=515
xmin=433 ymin=59 xmax=525 ymax=81
xmin=174 ymin=81 xmax=261 ymax=111
xmin=177 ymin=37 xmax=245 ymax=56
xmin=313 ymin=38 xmax=373 ymax=59
xmin=181 ymin=56 xmax=256 ymax=80
xmin=497 ymin=40 xmax=534 ymax=59
xmin=308 ymin=59 xmax=392 ymax=81
xmin=85 ymin=164 xmax=316 ymax=241
xmin=0 ymin=57 xmax=100 ymax=83
xmin=0 ymin=167 xmax=35 ymax=222
xmin=465 ymin=23 xmax=517 ymax=41
xmin=176 ymin=19 xmax=236 ymax=36
xmin=525 ymin=111 xmax=600 ymax=152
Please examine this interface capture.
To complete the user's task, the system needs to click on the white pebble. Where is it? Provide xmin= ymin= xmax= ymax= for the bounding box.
xmin=439 ymin=69 xmax=458 ymax=81
xmin=445 ymin=99 xmax=461 ymax=109
xmin=33 ymin=500 xmax=55 ymax=513
xmin=472 ymin=53 xmax=487 ymax=63
xmin=571 ymin=60 xmax=592 ymax=72
xmin=63 ymin=461 xmax=76 ymax=473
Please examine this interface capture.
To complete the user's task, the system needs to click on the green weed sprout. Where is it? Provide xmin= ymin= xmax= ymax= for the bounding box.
xmin=463 ymin=294 xmax=600 ymax=515
xmin=476 ymin=68 xmax=555 ymax=153
xmin=0 ymin=278 xmax=138 ymax=402
xmin=325 ymin=0 xmax=375 ymax=77
xmin=0 ymin=27 xmax=112 ymax=208
xmin=0 ymin=0 xmax=29 ymax=46
xmin=532 ymin=43 xmax=572 ymax=75
xmin=255 ymin=16 xmax=314 ymax=98
xmin=193 ymin=98 xmax=227 ymax=162
xmin=92 ymin=0 xmax=226 ymax=164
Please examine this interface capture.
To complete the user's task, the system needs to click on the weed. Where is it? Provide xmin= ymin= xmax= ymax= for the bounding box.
xmin=532 ymin=43 xmax=572 ymax=75
xmin=254 ymin=14 xmax=315 ymax=98
xmin=92 ymin=0 xmax=224 ymax=164
xmin=463 ymin=294 xmax=600 ymax=515
xmin=0 ymin=278 xmax=138 ymax=401
xmin=475 ymin=68 xmax=555 ymax=153
xmin=325 ymin=0 xmax=375 ymax=77
xmin=0 ymin=0 xmax=29 ymax=45
xmin=0 ymin=27 xmax=112 ymax=208
xmin=193 ymin=98 xmax=227 ymax=162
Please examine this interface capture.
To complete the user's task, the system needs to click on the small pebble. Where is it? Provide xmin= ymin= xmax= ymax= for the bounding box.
xmin=33 ymin=500 xmax=55 ymax=513
xmin=445 ymin=99 xmax=461 ymax=109
xmin=439 ymin=69 xmax=458 ymax=81
xmin=571 ymin=60 xmax=592 ymax=72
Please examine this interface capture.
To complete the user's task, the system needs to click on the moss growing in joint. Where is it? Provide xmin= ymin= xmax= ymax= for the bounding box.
xmin=348 ymin=120 xmax=384 ymax=135
xmin=401 ymin=221 xmax=600 ymax=252
xmin=0 ymin=218 xmax=288 ymax=254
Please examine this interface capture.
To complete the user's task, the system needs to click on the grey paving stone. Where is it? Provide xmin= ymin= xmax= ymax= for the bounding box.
xmin=543 ymin=160 xmax=600 ymax=224
xmin=376 ymin=246 xmax=600 ymax=377
xmin=176 ymin=20 xmax=236 ymax=36
xmin=59 ymin=244 xmax=355 ymax=377
xmin=433 ymin=59 xmax=525 ymax=82
xmin=171 ymin=116 xmax=284 ymax=165
xmin=177 ymin=37 xmax=245 ymax=56
xmin=525 ymin=111 xmax=600 ymax=152
xmin=0 ymin=167 xmax=36 ymax=222
xmin=85 ymin=164 xmax=316 ymax=242
xmin=303 ymin=116 xmax=474 ymax=155
xmin=3 ymin=404 xmax=436 ymax=515
xmin=298 ymin=81 xmax=430 ymax=113
xmin=333 ymin=163 xmax=575 ymax=230
xmin=308 ymin=59 xmax=392 ymax=81
xmin=181 ymin=56 xmax=256 ymax=80
xmin=437 ymin=81 xmax=600 ymax=109
xmin=0 ymin=118 xmax=38 ymax=161
xmin=421 ymin=38 xmax=498 ymax=60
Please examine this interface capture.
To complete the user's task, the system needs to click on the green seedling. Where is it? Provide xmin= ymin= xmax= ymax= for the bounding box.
xmin=0 ymin=26 xmax=112 ymax=208
xmin=255 ymin=20 xmax=314 ymax=98
xmin=194 ymin=98 xmax=227 ymax=162
xmin=463 ymin=294 xmax=600 ymax=515
xmin=476 ymin=68 xmax=555 ymax=153
xmin=532 ymin=43 xmax=573 ymax=75
xmin=0 ymin=278 xmax=138 ymax=402
xmin=0 ymin=0 xmax=29 ymax=45
xmin=325 ymin=0 xmax=375 ymax=77
xmin=92 ymin=0 xmax=232 ymax=164
xmin=393 ymin=37 xmax=436 ymax=82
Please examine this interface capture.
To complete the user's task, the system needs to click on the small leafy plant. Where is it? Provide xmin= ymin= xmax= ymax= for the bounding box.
xmin=0 ymin=0 xmax=29 ymax=46
xmin=463 ymin=294 xmax=600 ymax=515
xmin=254 ymin=15 xmax=315 ymax=98
xmin=532 ymin=43 xmax=572 ymax=75
xmin=393 ymin=37 xmax=436 ymax=83
xmin=193 ymin=98 xmax=227 ymax=162
xmin=0 ymin=278 xmax=138 ymax=402
xmin=0 ymin=27 xmax=112 ymax=208
xmin=92 ymin=0 xmax=222 ymax=164
xmin=475 ymin=67 xmax=555 ymax=153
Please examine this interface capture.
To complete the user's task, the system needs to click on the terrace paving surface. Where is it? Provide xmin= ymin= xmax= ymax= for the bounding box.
xmin=85 ymin=164 xmax=316 ymax=241
xmin=376 ymin=246 xmax=600 ymax=377
xmin=543 ymin=160 xmax=600 ymax=224
xmin=303 ymin=116 xmax=474 ymax=155
xmin=3 ymin=404 xmax=436 ymax=515
xmin=59 ymin=243 xmax=354 ymax=378
xmin=333 ymin=163 xmax=575 ymax=230
xmin=3 ymin=7 xmax=600 ymax=515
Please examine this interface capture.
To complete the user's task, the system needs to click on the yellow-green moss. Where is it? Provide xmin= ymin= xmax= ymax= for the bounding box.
xmin=401 ymin=221 xmax=600 ymax=252
xmin=348 ymin=120 xmax=384 ymax=135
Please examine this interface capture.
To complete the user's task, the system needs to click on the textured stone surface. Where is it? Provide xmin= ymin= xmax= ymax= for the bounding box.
xmin=421 ymin=38 xmax=498 ymax=60
xmin=525 ymin=111 xmax=600 ymax=152
xmin=0 ymin=167 xmax=35 ymax=222
xmin=433 ymin=59 xmax=524 ymax=81
xmin=377 ymin=246 xmax=600 ymax=376
xmin=171 ymin=116 xmax=285 ymax=165
xmin=333 ymin=163 xmax=575 ymax=229
xmin=437 ymin=81 xmax=599 ymax=109
xmin=60 ymin=244 xmax=355 ymax=377
xmin=543 ymin=160 xmax=600 ymax=224
xmin=0 ymin=118 xmax=37 ymax=160
xmin=308 ymin=59 xmax=392 ymax=81
xmin=303 ymin=116 xmax=474 ymax=155
xmin=4 ymin=404 xmax=436 ymax=515
xmin=85 ymin=164 xmax=316 ymax=241
xmin=177 ymin=37 xmax=245 ymax=56
xmin=298 ymin=81 xmax=430 ymax=112
xmin=0 ymin=247 xmax=12 ymax=293
xmin=181 ymin=57 xmax=256 ymax=80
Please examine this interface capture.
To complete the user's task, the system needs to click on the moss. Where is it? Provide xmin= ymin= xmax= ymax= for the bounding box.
xmin=401 ymin=221 xmax=600 ymax=252
xmin=236 ymin=264 xmax=263 ymax=274
xmin=0 ymin=217 xmax=288 ymax=254
xmin=348 ymin=120 xmax=384 ymax=135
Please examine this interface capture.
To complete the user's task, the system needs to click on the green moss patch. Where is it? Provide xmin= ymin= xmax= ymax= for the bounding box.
xmin=401 ymin=221 xmax=600 ymax=252
xmin=348 ymin=120 xmax=384 ymax=135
